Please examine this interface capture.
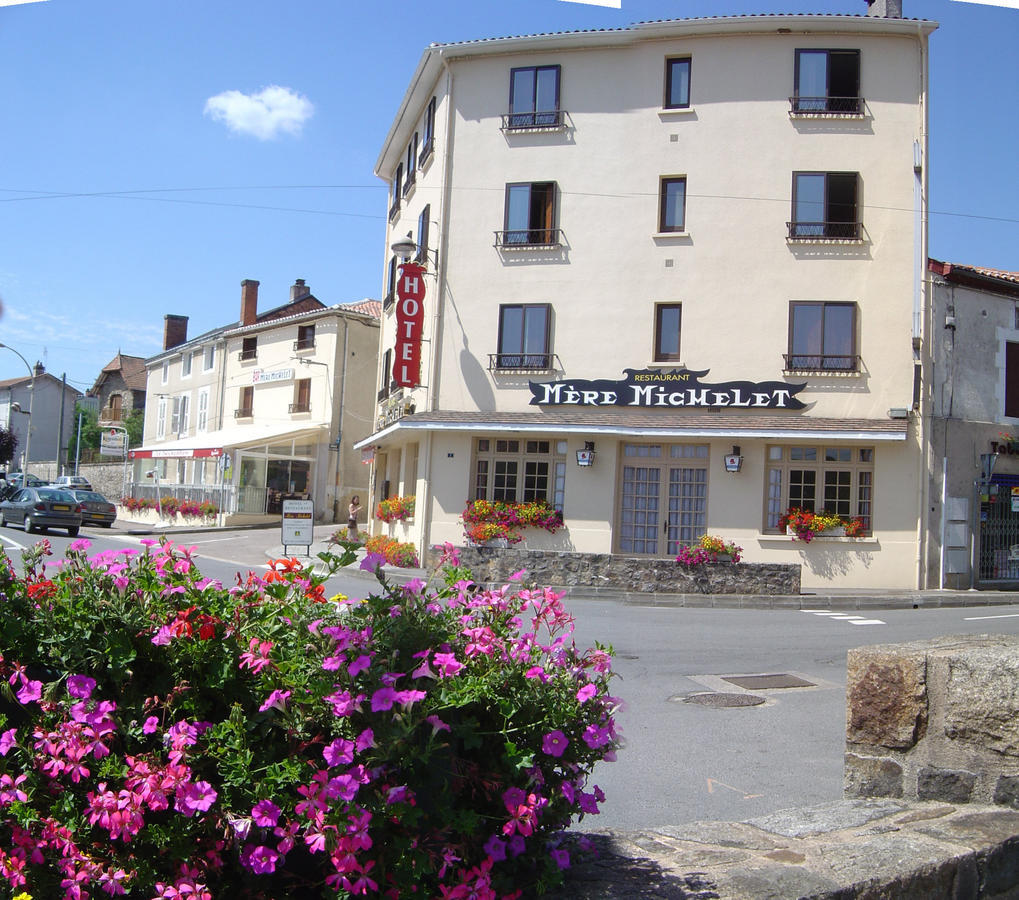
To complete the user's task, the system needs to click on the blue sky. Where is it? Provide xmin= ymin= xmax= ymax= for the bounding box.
xmin=0 ymin=0 xmax=1016 ymax=388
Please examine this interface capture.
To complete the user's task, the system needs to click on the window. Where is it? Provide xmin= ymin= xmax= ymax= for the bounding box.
xmin=1006 ymin=342 xmax=1019 ymax=418
xmin=473 ymin=438 xmax=566 ymax=509
xmin=170 ymin=397 xmax=181 ymax=436
xmin=664 ymin=57 xmax=691 ymax=109
xmin=766 ymin=445 xmax=874 ymax=532
xmin=181 ymin=352 xmax=192 ymax=377
xmin=239 ymin=336 xmax=257 ymax=362
xmin=178 ymin=394 xmax=190 ymax=437
xmin=197 ymin=387 xmax=209 ymax=433
xmin=156 ymin=396 xmax=167 ymax=439
xmin=790 ymin=172 xmax=860 ymax=239
xmin=793 ymin=49 xmax=861 ymax=114
xmin=378 ymin=349 xmax=392 ymax=401
xmin=290 ymin=378 xmax=311 ymax=414
xmin=390 ymin=164 xmax=402 ymax=220
xmin=495 ymin=304 xmax=551 ymax=369
xmin=786 ymin=302 xmax=857 ymax=371
xmin=654 ymin=304 xmax=682 ymax=362
xmin=506 ymin=65 xmax=561 ymax=129
xmin=659 ymin=177 xmax=686 ymax=233
xmin=498 ymin=182 xmax=558 ymax=247
xmin=403 ymin=135 xmax=418 ymax=194
xmin=384 ymin=256 xmax=397 ymax=310
xmin=420 ymin=97 xmax=436 ymax=165
xmin=203 ymin=345 xmax=216 ymax=372
xmin=235 ymin=386 xmax=253 ymax=418
xmin=416 ymin=205 xmax=430 ymax=266
xmin=161 ymin=361 xmax=168 ymax=385
xmin=295 ymin=324 xmax=315 ymax=351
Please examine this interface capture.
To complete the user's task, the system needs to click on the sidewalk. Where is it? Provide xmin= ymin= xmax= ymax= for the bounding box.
xmin=106 ymin=517 xmax=1019 ymax=608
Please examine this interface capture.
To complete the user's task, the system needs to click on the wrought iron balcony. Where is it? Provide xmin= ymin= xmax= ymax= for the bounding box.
xmin=238 ymin=349 xmax=257 ymax=362
xmin=418 ymin=138 xmax=434 ymax=167
xmin=501 ymin=110 xmax=567 ymax=131
xmin=293 ymin=338 xmax=315 ymax=352
xmin=288 ymin=402 xmax=310 ymax=414
xmin=787 ymin=221 xmax=861 ymax=241
xmin=488 ymin=352 xmax=558 ymax=372
xmin=783 ymin=354 xmax=860 ymax=373
xmin=402 ymin=169 xmax=416 ymax=197
xmin=234 ymin=407 xmax=253 ymax=419
xmin=789 ymin=96 xmax=864 ymax=115
xmin=494 ymin=228 xmax=563 ymax=249
xmin=388 ymin=199 xmax=400 ymax=222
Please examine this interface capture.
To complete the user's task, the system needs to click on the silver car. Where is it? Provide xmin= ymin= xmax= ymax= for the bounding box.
xmin=0 ymin=487 xmax=83 ymax=536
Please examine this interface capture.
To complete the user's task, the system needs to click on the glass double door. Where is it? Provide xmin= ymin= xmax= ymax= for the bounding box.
xmin=619 ymin=453 xmax=707 ymax=556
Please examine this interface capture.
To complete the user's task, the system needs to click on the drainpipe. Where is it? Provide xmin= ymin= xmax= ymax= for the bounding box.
xmin=336 ymin=316 xmax=349 ymax=521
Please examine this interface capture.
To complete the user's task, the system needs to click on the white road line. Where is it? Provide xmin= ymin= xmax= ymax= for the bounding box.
xmin=849 ymin=619 xmax=886 ymax=625
xmin=0 ymin=534 xmax=28 ymax=552
xmin=963 ymin=613 xmax=1019 ymax=621
xmin=802 ymin=610 xmax=886 ymax=625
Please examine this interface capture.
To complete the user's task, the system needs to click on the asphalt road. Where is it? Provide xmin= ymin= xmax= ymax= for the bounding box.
xmin=4 ymin=524 xmax=1019 ymax=831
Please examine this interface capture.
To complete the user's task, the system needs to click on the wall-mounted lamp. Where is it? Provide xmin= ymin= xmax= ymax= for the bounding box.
xmin=887 ymin=408 xmax=910 ymax=419
xmin=390 ymin=231 xmax=439 ymax=271
xmin=723 ymin=445 xmax=743 ymax=473
xmin=576 ymin=441 xmax=596 ymax=467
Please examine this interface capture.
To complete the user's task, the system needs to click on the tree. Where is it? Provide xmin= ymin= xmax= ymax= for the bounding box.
xmin=0 ymin=424 xmax=17 ymax=466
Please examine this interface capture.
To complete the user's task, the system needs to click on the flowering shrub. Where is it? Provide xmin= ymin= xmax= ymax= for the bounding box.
xmin=328 ymin=528 xmax=367 ymax=546
xmin=676 ymin=534 xmax=743 ymax=566
xmin=461 ymin=500 xmax=564 ymax=545
xmin=375 ymin=495 xmax=415 ymax=524
xmin=778 ymin=507 xmax=866 ymax=542
xmin=120 ymin=496 xmax=218 ymax=522
xmin=363 ymin=534 xmax=420 ymax=568
xmin=0 ymin=538 xmax=619 ymax=898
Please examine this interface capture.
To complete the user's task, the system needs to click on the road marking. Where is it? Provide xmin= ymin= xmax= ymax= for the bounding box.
xmin=801 ymin=610 xmax=885 ymax=625
xmin=848 ymin=619 xmax=886 ymax=625
xmin=0 ymin=534 xmax=28 ymax=552
xmin=706 ymin=778 xmax=763 ymax=799
xmin=963 ymin=613 xmax=1019 ymax=620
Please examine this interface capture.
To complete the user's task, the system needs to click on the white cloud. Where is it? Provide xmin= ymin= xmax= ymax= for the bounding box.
xmin=203 ymin=85 xmax=314 ymax=140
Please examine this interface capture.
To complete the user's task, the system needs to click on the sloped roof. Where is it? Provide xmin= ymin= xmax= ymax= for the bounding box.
xmin=0 ymin=371 xmax=82 ymax=395
xmin=97 ymin=353 xmax=148 ymax=392
xmin=929 ymin=259 xmax=1019 ymax=298
xmin=342 ymin=299 xmax=382 ymax=320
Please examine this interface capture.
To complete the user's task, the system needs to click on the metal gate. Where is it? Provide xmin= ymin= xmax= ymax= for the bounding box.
xmin=977 ymin=475 xmax=1019 ymax=583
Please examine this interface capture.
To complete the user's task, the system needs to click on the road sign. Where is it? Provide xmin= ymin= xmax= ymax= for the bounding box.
xmin=100 ymin=429 xmax=126 ymax=457
xmin=281 ymin=499 xmax=314 ymax=550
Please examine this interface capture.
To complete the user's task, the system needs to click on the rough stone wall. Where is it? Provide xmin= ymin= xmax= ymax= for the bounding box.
xmin=76 ymin=463 xmax=129 ymax=500
xmin=845 ymin=634 xmax=1019 ymax=808
xmin=428 ymin=547 xmax=800 ymax=595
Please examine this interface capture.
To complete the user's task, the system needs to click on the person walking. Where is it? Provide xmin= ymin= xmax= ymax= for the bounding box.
xmin=347 ymin=495 xmax=362 ymax=541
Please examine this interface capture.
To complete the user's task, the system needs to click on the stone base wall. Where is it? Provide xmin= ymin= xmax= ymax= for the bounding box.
xmin=429 ymin=547 xmax=800 ymax=595
xmin=845 ymin=634 xmax=1019 ymax=807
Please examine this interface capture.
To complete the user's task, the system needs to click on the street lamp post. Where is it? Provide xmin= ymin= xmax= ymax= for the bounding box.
xmin=0 ymin=343 xmax=35 ymax=474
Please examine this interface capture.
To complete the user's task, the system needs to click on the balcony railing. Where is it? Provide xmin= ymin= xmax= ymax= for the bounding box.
xmin=288 ymin=402 xmax=311 ymax=414
xmin=388 ymin=199 xmax=400 ymax=222
xmin=99 ymin=409 xmax=125 ymax=423
xmin=787 ymin=221 xmax=861 ymax=241
xmin=501 ymin=110 xmax=567 ymax=131
xmin=238 ymin=349 xmax=257 ymax=362
xmin=783 ymin=354 xmax=860 ymax=373
xmin=418 ymin=138 xmax=434 ymax=167
xmin=789 ymin=96 xmax=864 ymax=115
xmin=494 ymin=228 xmax=563 ymax=249
xmin=383 ymin=291 xmax=395 ymax=312
xmin=402 ymin=170 xmax=416 ymax=196
xmin=488 ymin=352 xmax=558 ymax=372
xmin=234 ymin=407 xmax=253 ymax=419
xmin=293 ymin=338 xmax=315 ymax=352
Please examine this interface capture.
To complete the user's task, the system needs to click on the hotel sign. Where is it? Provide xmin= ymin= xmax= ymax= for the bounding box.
xmin=529 ymin=368 xmax=807 ymax=410
xmin=393 ymin=262 xmax=426 ymax=389
xmin=252 ymin=368 xmax=294 ymax=384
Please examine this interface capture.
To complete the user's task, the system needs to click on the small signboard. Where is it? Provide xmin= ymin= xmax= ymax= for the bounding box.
xmin=281 ymin=499 xmax=314 ymax=553
xmin=100 ymin=429 xmax=126 ymax=457
xmin=1011 ymin=487 xmax=1019 ymax=513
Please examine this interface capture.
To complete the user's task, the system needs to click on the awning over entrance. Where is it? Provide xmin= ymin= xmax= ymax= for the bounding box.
xmin=131 ymin=422 xmax=329 ymax=459
xmin=354 ymin=410 xmax=909 ymax=449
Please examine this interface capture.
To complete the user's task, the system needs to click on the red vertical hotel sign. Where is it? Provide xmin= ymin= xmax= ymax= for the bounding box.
xmin=393 ymin=261 xmax=426 ymax=388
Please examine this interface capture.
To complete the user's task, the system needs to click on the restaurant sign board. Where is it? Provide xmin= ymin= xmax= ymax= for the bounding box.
xmin=529 ymin=368 xmax=807 ymax=410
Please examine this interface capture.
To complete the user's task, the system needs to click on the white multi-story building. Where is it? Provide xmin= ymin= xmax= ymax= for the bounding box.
xmin=132 ymin=279 xmax=380 ymax=524
xmin=357 ymin=3 xmax=938 ymax=589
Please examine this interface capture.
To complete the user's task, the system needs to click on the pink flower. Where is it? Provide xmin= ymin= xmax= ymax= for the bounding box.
xmin=576 ymin=683 xmax=597 ymax=704
xmin=483 ymin=834 xmax=507 ymax=861
xmin=243 ymin=844 xmax=279 ymax=874
xmin=550 ymin=847 xmax=570 ymax=870
xmin=258 ymin=689 xmax=291 ymax=713
xmin=251 ymin=799 xmax=280 ymax=827
xmin=239 ymin=638 xmax=274 ymax=674
xmin=359 ymin=552 xmax=385 ymax=573
xmin=432 ymin=651 xmax=463 ymax=678
xmin=175 ymin=780 xmax=217 ymax=816
xmin=348 ymin=654 xmax=372 ymax=677
xmin=425 ymin=715 xmax=450 ymax=735
xmin=0 ymin=728 xmax=16 ymax=756
xmin=69 ymin=538 xmax=92 ymax=552
xmin=15 ymin=677 xmax=42 ymax=705
xmin=525 ymin=666 xmax=549 ymax=683
xmin=355 ymin=728 xmax=375 ymax=752
xmin=67 ymin=674 xmax=97 ymax=699
xmin=541 ymin=730 xmax=569 ymax=758
xmin=323 ymin=738 xmax=355 ymax=767
xmin=142 ymin=716 xmax=160 ymax=734
xmin=582 ymin=723 xmax=612 ymax=749
xmin=370 ymin=687 xmax=397 ymax=712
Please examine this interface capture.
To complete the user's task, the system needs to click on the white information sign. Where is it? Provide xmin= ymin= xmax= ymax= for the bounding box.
xmin=100 ymin=430 xmax=126 ymax=457
xmin=281 ymin=499 xmax=314 ymax=547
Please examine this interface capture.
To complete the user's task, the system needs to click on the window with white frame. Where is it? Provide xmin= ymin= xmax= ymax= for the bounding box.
xmin=197 ymin=387 xmax=209 ymax=433
xmin=203 ymin=344 xmax=216 ymax=372
xmin=182 ymin=352 xmax=192 ymax=378
xmin=472 ymin=438 xmax=566 ymax=510
xmin=765 ymin=445 xmax=874 ymax=532
xmin=161 ymin=361 xmax=168 ymax=385
xmin=156 ymin=396 xmax=167 ymax=439
xmin=178 ymin=394 xmax=190 ymax=436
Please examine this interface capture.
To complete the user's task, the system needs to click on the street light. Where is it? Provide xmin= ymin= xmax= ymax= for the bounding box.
xmin=0 ymin=343 xmax=34 ymax=474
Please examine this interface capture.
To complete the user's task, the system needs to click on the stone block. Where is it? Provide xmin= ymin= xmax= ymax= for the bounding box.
xmin=993 ymin=775 xmax=1019 ymax=809
xmin=943 ymin=647 xmax=1019 ymax=757
xmin=844 ymin=752 xmax=904 ymax=798
xmin=846 ymin=648 xmax=927 ymax=749
xmin=917 ymin=766 xmax=976 ymax=803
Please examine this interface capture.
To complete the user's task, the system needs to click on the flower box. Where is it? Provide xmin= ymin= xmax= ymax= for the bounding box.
xmin=787 ymin=525 xmax=845 ymax=538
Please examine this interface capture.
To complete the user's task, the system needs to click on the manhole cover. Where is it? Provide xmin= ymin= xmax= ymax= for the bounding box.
xmin=721 ymin=673 xmax=815 ymax=690
xmin=683 ymin=692 xmax=766 ymax=708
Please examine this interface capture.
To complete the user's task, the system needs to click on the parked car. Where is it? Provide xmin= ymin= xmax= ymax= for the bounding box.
xmin=67 ymin=489 xmax=117 ymax=528
xmin=54 ymin=475 xmax=93 ymax=491
xmin=0 ymin=472 xmax=47 ymax=501
xmin=0 ymin=487 xmax=83 ymax=536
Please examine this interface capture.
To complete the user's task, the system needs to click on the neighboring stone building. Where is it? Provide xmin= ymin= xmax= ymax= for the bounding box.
xmin=89 ymin=352 xmax=147 ymax=427
xmin=355 ymin=5 xmax=938 ymax=589
xmin=925 ymin=259 xmax=1019 ymax=589
xmin=0 ymin=363 xmax=81 ymax=472
xmin=129 ymin=279 xmax=380 ymax=524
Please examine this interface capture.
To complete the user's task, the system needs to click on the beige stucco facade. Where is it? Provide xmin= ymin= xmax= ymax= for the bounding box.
xmin=358 ymin=13 xmax=938 ymax=589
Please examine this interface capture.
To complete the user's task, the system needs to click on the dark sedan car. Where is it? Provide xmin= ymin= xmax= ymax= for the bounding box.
xmin=67 ymin=489 xmax=117 ymax=528
xmin=0 ymin=487 xmax=83 ymax=536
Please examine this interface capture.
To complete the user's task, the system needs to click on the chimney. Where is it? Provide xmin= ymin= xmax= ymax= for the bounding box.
xmin=241 ymin=279 xmax=259 ymax=326
xmin=290 ymin=278 xmax=310 ymax=302
xmin=865 ymin=0 xmax=903 ymax=17
xmin=163 ymin=314 xmax=189 ymax=351
xmin=33 ymin=361 xmax=45 ymax=377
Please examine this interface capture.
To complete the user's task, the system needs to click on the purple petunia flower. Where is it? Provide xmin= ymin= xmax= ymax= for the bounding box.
xmin=15 ymin=677 xmax=42 ymax=705
xmin=251 ymin=799 xmax=281 ymax=827
xmin=483 ymin=835 xmax=507 ymax=861
xmin=359 ymin=552 xmax=385 ymax=573
xmin=541 ymin=730 xmax=569 ymax=758
xmin=142 ymin=716 xmax=160 ymax=735
xmin=0 ymin=728 xmax=16 ymax=756
xmin=576 ymin=683 xmax=597 ymax=704
xmin=323 ymin=738 xmax=355 ymax=767
xmin=550 ymin=848 xmax=570 ymax=870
